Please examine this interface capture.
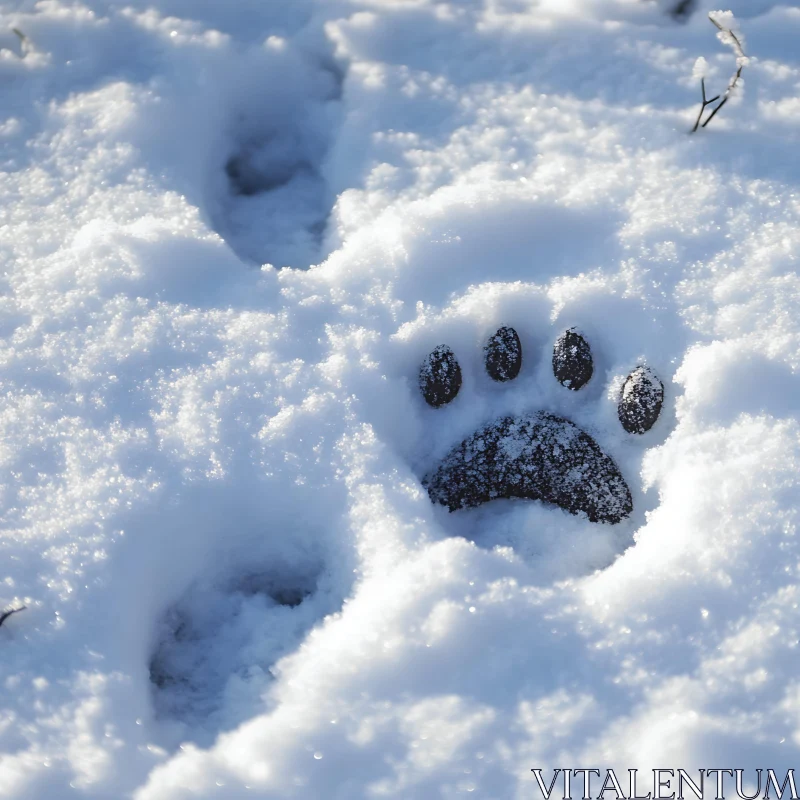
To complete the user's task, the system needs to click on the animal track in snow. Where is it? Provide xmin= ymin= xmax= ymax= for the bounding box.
xmin=149 ymin=553 xmax=344 ymax=745
xmin=420 ymin=327 xmax=663 ymax=523
xmin=210 ymin=51 xmax=345 ymax=269
xmin=406 ymin=310 xmax=672 ymax=582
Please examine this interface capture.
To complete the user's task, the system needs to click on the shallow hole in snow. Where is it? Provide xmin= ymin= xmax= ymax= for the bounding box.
xmin=148 ymin=557 xmax=334 ymax=743
xmin=208 ymin=56 xmax=345 ymax=270
xmin=128 ymin=30 xmax=347 ymax=272
xmin=215 ymin=132 xmax=331 ymax=268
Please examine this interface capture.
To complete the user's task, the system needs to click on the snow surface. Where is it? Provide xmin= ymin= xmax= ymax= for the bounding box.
xmin=2 ymin=0 xmax=800 ymax=797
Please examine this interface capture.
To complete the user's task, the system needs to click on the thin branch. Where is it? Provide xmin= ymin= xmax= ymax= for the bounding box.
xmin=691 ymin=14 xmax=748 ymax=133
xmin=701 ymin=63 xmax=743 ymax=128
xmin=692 ymin=78 xmax=720 ymax=133
xmin=0 ymin=606 xmax=26 ymax=628
xmin=710 ymin=16 xmax=745 ymax=59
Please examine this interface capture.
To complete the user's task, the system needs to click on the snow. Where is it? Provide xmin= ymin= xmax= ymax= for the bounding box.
xmin=1 ymin=0 xmax=800 ymax=796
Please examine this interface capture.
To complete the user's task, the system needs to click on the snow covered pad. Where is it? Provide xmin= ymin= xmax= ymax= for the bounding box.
xmin=424 ymin=412 xmax=633 ymax=523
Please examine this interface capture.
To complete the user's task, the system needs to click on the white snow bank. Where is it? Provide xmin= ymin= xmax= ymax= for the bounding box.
xmin=2 ymin=0 xmax=800 ymax=797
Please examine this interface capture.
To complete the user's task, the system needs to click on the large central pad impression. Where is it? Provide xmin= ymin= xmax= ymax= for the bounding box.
xmin=424 ymin=412 xmax=633 ymax=524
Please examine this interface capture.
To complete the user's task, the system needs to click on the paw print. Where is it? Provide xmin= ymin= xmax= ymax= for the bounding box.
xmin=418 ymin=327 xmax=664 ymax=524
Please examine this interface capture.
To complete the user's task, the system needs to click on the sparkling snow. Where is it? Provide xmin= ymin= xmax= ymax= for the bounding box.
xmin=1 ymin=0 xmax=800 ymax=797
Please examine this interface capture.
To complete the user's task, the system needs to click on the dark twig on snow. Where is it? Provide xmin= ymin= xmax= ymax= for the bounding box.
xmin=692 ymin=14 xmax=747 ymax=132
xmin=692 ymin=78 xmax=720 ymax=133
xmin=0 ymin=606 xmax=26 ymax=628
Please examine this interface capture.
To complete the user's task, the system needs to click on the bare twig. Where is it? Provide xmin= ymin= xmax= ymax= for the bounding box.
xmin=0 ymin=606 xmax=26 ymax=628
xmin=692 ymin=78 xmax=720 ymax=133
xmin=691 ymin=13 xmax=748 ymax=132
